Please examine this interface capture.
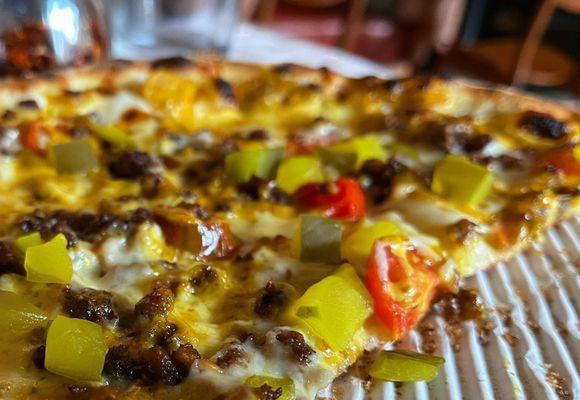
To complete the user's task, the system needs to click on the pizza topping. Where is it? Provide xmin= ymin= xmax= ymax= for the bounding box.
xmin=103 ymin=343 xmax=143 ymax=381
xmin=275 ymin=156 xmax=324 ymax=194
xmin=44 ymin=316 xmax=107 ymax=381
xmin=215 ymin=343 xmax=247 ymax=369
xmin=134 ymin=286 xmax=174 ymax=320
xmin=19 ymin=209 xmax=146 ymax=247
xmin=275 ymin=330 xmax=315 ymax=364
xmin=52 ymin=138 xmax=100 ymax=174
xmin=292 ymin=215 xmax=342 ymax=264
xmin=171 ymin=343 xmax=201 ymax=377
xmin=63 ymin=288 xmax=118 ymax=324
xmin=90 ymin=123 xmax=133 ymax=149
xmin=322 ymin=135 xmax=387 ymax=171
xmin=291 ymin=265 xmax=372 ymax=351
xmin=0 ymin=240 xmax=24 ymax=275
xmin=245 ymin=376 xmax=294 ymax=400
xmin=24 ymin=233 xmax=73 ymax=284
xmin=431 ymin=155 xmax=493 ymax=208
xmin=342 ymin=220 xmax=402 ymax=267
xmin=252 ymin=384 xmax=283 ymax=400
xmin=142 ymin=346 xmax=182 ymax=385
xmin=190 ymin=265 xmax=218 ymax=289
xmin=369 ymin=350 xmax=444 ymax=382
xmin=295 ymin=178 xmax=366 ymax=221
xmin=366 ymin=238 xmax=438 ymax=339
xmin=225 ymin=148 xmax=284 ymax=184
xmin=542 ymin=146 xmax=580 ymax=176
xmin=151 ymin=56 xmax=194 ymax=69
xmin=22 ymin=122 xmax=50 ymax=155
xmin=0 ymin=127 xmax=21 ymax=155
xmin=154 ymin=205 xmax=239 ymax=259
xmin=519 ymin=111 xmax=569 ymax=140
xmin=287 ymin=121 xmax=342 ymax=154
xmin=357 ymin=159 xmax=407 ymax=205
xmin=254 ymin=281 xmax=289 ymax=318
xmin=0 ymin=290 xmax=48 ymax=332
xmin=108 ymin=150 xmax=157 ymax=180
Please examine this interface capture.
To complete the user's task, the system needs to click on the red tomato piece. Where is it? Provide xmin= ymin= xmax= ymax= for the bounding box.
xmin=542 ymin=148 xmax=580 ymax=176
xmin=295 ymin=178 xmax=366 ymax=221
xmin=22 ymin=122 xmax=50 ymax=155
xmin=366 ymin=238 xmax=438 ymax=340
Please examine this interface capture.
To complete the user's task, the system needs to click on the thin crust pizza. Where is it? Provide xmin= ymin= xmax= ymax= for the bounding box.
xmin=0 ymin=57 xmax=578 ymax=400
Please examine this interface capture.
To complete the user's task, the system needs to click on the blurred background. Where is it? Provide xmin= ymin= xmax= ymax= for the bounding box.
xmin=0 ymin=0 xmax=578 ymax=108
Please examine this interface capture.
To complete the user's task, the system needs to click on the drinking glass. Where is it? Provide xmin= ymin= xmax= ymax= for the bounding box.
xmin=0 ymin=0 xmax=109 ymax=76
xmin=108 ymin=0 xmax=238 ymax=58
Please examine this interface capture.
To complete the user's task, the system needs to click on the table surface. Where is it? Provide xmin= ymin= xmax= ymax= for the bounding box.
xmin=112 ymin=21 xmax=396 ymax=79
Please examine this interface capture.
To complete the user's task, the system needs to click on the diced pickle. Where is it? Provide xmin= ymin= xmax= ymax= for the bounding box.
xmin=342 ymin=221 xmax=402 ymax=267
xmin=0 ymin=291 xmax=47 ymax=333
xmin=291 ymin=264 xmax=372 ymax=351
xmin=52 ymin=138 xmax=99 ymax=174
xmin=323 ymin=136 xmax=387 ymax=171
xmin=431 ymin=155 xmax=492 ymax=208
xmin=276 ymin=156 xmax=323 ymax=193
xmin=319 ymin=148 xmax=357 ymax=174
xmin=369 ymin=350 xmax=444 ymax=382
xmin=45 ymin=316 xmax=107 ymax=381
xmin=24 ymin=233 xmax=73 ymax=284
xmin=293 ymin=216 xmax=341 ymax=264
xmin=15 ymin=232 xmax=42 ymax=253
xmin=225 ymin=148 xmax=284 ymax=183
xmin=245 ymin=376 xmax=295 ymax=400
xmin=90 ymin=123 xmax=133 ymax=149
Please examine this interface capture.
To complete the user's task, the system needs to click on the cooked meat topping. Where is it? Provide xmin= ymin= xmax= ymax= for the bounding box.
xmin=134 ymin=287 xmax=174 ymax=319
xmin=18 ymin=208 xmax=152 ymax=247
xmin=0 ymin=127 xmax=21 ymax=155
xmin=63 ymin=288 xmax=117 ymax=323
xmin=177 ymin=202 xmax=212 ymax=220
xmin=108 ymin=151 xmax=157 ymax=180
xmin=520 ymin=111 xmax=568 ymax=139
xmin=31 ymin=345 xmax=45 ymax=369
xmin=103 ymin=343 xmax=143 ymax=381
xmin=184 ymin=158 xmax=222 ymax=185
xmin=151 ymin=56 xmax=193 ymax=69
xmin=237 ymin=176 xmax=264 ymax=201
xmin=246 ymin=129 xmax=269 ymax=141
xmin=253 ymin=384 xmax=283 ymax=400
xmin=215 ymin=78 xmax=237 ymax=104
xmin=447 ymin=219 xmax=477 ymax=244
xmin=171 ymin=343 xmax=200 ymax=377
xmin=357 ymin=158 xmax=406 ymax=204
xmin=190 ymin=265 xmax=218 ymax=288
xmin=142 ymin=346 xmax=181 ymax=385
xmin=254 ymin=281 xmax=288 ymax=318
xmin=275 ymin=330 xmax=314 ymax=365
xmin=215 ymin=343 xmax=246 ymax=369
xmin=0 ymin=240 xmax=23 ymax=275
xmin=18 ymin=99 xmax=39 ymax=109
xmin=435 ymin=288 xmax=486 ymax=322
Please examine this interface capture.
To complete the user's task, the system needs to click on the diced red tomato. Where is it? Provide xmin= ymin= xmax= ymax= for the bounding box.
xmin=22 ymin=122 xmax=50 ymax=155
xmin=295 ymin=178 xmax=366 ymax=221
xmin=366 ymin=238 xmax=438 ymax=340
xmin=542 ymin=147 xmax=580 ymax=176
xmin=287 ymin=133 xmax=338 ymax=154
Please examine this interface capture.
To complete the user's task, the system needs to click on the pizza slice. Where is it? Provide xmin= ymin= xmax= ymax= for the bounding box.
xmin=0 ymin=58 xmax=577 ymax=399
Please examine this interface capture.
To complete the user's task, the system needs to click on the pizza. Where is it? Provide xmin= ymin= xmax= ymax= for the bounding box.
xmin=0 ymin=56 xmax=578 ymax=400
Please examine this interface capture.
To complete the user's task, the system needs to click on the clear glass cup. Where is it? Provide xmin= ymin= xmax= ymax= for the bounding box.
xmin=108 ymin=0 xmax=239 ymax=58
xmin=0 ymin=0 xmax=109 ymax=76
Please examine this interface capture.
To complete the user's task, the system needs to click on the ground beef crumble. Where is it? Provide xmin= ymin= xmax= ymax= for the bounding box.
xmin=275 ymin=330 xmax=315 ymax=365
xmin=134 ymin=287 xmax=174 ymax=320
xmin=63 ymin=287 xmax=118 ymax=323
